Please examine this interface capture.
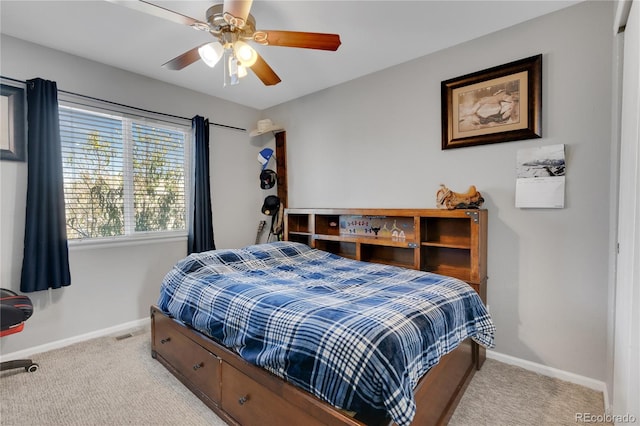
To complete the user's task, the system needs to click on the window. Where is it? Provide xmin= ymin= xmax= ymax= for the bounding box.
xmin=59 ymin=105 xmax=190 ymax=241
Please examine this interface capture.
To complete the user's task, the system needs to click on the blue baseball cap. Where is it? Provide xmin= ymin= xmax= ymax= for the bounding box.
xmin=257 ymin=148 xmax=273 ymax=170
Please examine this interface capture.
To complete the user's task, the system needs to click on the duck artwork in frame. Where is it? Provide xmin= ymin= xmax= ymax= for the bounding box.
xmin=441 ymin=54 xmax=542 ymax=149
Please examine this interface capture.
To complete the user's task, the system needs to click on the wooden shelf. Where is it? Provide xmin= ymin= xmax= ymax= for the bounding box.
xmin=426 ymin=265 xmax=472 ymax=282
xmin=315 ymin=234 xmax=417 ymax=248
xmin=421 ymin=217 xmax=471 ymax=246
xmin=314 ymin=240 xmax=356 ymax=259
xmin=284 ymin=208 xmax=487 ymax=302
xmin=360 ymin=244 xmax=415 ymax=268
xmin=421 ymin=241 xmax=471 ymax=249
xmin=289 ymin=231 xmax=312 ymax=236
xmin=287 ymin=216 xmax=310 ymax=234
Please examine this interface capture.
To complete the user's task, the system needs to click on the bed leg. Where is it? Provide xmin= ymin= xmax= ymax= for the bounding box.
xmin=473 ymin=342 xmax=486 ymax=370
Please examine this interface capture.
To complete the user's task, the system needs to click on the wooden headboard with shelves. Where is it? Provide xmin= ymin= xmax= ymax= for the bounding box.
xmin=284 ymin=208 xmax=488 ymax=303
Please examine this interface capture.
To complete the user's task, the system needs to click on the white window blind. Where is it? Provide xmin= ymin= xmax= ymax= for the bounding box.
xmin=59 ymin=104 xmax=189 ymax=241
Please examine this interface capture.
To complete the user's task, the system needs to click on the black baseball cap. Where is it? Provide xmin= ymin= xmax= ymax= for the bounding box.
xmin=260 ymin=169 xmax=277 ymax=189
xmin=261 ymin=195 xmax=280 ymax=216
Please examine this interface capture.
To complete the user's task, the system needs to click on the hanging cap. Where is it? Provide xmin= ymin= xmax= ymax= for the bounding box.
xmin=257 ymin=148 xmax=273 ymax=170
xmin=261 ymin=195 xmax=280 ymax=216
xmin=250 ymin=119 xmax=284 ymax=137
xmin=260 ymin=169 xmax=277 ymax=189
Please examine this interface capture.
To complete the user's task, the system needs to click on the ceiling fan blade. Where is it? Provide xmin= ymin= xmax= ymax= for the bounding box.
xmin=162 ymin=45 xmax=207 ymax=70
xmin=254 ymin=30 xmax=341 ymax=51
xmin=106 ymin=0 xmax=208 ymax=29
xmin=223 ymin=0 xmax=253 ymax=28
xmin=250 ymin=54 xmax=281 ymax=86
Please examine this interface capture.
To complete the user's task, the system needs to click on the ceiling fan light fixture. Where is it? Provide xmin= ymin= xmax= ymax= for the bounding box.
xmin=224 ymin=47 xmax=240 ymax=86
xmin=223 ymin=12 xmax=246 ymax=29
xmin=150 ymin=1 xmax=339 ymax=87
xmin=234 ymin=41 xmax=258 ymax=67
xmin=198 ymin=42 xmax=224 ymax=68
xmin=238 ymin=64 xmax=248 ymax=79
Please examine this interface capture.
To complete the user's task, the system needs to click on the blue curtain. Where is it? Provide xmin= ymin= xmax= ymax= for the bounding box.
xmin=188 ymin=116 xmax=215 ymax=254
xmin=20 ymin=78 xmax=71 ymax=293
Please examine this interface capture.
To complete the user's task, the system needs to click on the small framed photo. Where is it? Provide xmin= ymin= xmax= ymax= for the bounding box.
xmin=441 ymin=54 xmax=542 ymax=150
xmin=1 ymin=83 xmax=26 ymax=162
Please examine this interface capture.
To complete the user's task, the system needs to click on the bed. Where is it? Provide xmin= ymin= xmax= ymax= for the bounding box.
xmin=151 ymin=241 xmax=494 ymax=426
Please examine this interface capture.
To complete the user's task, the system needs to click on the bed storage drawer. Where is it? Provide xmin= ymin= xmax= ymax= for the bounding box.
xmin=222 ymin=364 xmax=326 ymax=426
xmin=152 ymin=313 xmax=222 ymax=403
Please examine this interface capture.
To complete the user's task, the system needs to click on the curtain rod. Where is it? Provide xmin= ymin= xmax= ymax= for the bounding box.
xmin=1 ymin=75 xmax=247 ymax=132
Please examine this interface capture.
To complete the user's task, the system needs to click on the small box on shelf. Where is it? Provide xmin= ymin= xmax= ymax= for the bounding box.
xmin=315 ymin=215 xmax=340 ymax=236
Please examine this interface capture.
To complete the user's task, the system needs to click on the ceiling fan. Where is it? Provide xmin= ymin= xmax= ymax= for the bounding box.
xmin=108 ymin=0 xmax=342 ymax=87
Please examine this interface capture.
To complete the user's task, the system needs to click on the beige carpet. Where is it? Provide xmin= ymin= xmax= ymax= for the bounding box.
xmin=448 ymin=358 xmax=610 ymax=426
xmin=1 ymin=328 xmax=609 ymax=425
xmin=0 ymin=328 xmax=226 ymax=426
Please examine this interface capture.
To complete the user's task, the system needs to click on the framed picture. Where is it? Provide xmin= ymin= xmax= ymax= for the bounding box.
xmin=441 ymin=54 xmax=542 ymax=150
xmin=1 ymin=83 xmax=26 ymax=161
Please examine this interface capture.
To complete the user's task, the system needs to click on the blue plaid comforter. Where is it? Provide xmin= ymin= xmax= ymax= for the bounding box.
xmin=158 ymin=241 xmax=495 ymax=425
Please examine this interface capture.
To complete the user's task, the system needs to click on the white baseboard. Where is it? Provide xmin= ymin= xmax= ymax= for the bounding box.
xmin=487 ymin=349 xmax=610 ymax=410
xmin=0 ymin=317 xmax=149 ymax=362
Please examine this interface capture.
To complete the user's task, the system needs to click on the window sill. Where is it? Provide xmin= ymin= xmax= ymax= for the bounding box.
xmin=68 ymin=232 xmax=187 ymax=250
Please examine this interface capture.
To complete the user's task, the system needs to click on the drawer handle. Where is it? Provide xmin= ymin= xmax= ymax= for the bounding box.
xmin=160 ymin=337 xmax=171 ymax=344
xmin=238 ymin=395 xmax=249 ymax=405
xmin=192 ymin=362 xmax=204 ymax=371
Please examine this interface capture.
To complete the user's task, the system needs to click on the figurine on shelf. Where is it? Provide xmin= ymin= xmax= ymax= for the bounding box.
xmin=436 ymin=184 xmax=484 ymax=210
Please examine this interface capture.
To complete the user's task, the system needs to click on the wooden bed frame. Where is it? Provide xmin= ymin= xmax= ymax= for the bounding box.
xmin=151 ymin=305 xmax=480 ymax=426
xmin=150 ymin=207 xmax=488 ymax=425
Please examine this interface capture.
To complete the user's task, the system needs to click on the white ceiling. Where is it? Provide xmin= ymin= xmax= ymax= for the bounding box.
xmin=1 ymin=1 xmax=580 ymax=110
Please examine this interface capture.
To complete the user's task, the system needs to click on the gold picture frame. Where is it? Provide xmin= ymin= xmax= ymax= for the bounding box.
xmin=1 ymin=83 xmax=26 ymax=161
xmin=441 ymin=54 xmax=542 ymax=150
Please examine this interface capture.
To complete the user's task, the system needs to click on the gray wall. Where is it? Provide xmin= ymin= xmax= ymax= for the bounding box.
xmin=266 ymin=1 xmax=615 ymax=381
xmin=0 ymin=35 xmax=263 ymax=354
xmin=0 ymin=1 xmax=616 ymax=385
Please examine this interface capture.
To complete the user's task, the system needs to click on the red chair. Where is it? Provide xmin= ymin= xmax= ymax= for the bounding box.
xmin=1 ymin=289 xmax=38 ymax=373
